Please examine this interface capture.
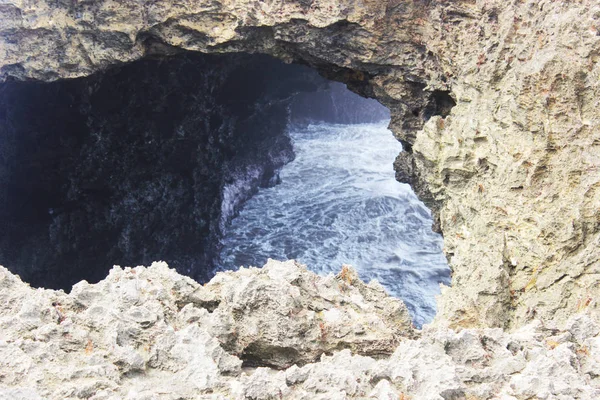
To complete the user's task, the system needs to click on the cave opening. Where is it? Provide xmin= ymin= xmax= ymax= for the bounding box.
xmin=0 ymin=51 xmax=449 ymax=326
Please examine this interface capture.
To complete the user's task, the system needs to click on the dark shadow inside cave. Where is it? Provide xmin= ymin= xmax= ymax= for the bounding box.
xmin=0 ymin=52 xmax=388 ymax=290
xmin=0 ymin=51 xmax=448 ymax=326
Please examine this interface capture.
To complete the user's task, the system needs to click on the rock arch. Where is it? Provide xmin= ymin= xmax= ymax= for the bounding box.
xmin=2 ymin=0 xmax=599 ymax=330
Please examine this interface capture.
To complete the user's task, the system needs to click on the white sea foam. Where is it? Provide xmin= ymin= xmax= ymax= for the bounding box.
xmin=218 ymin=121 xmax=450 ymax=327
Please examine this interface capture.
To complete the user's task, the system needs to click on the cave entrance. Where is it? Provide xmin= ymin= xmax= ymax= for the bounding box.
xmin=219 ymin=122 xmax=449 ymax=326
xmin=0 ymin=51 xmax=448 ymax=326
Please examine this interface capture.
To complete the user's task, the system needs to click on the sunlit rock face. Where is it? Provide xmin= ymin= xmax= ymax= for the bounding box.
xmin=0 ymin=261 xmax=598 ymax=399
xmin=1 ymin=0 xmax=600 ymax=333
xmin=0 ymin=52 xmax=330 ymax=290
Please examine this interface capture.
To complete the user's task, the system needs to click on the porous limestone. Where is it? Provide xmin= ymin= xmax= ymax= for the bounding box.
xmin=0 ymin=261 xmax=598 ymax=399
xmin=1 ymin=0 xmax=599 ymax=331
xmin=2 ymin=0 xmax=600 ymax=397
xmin=190 ymin=260 xmax=414 ymax=368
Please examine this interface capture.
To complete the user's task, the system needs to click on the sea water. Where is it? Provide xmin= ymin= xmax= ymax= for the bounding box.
xmin=218 ymin=121 xmax=450 ymax=327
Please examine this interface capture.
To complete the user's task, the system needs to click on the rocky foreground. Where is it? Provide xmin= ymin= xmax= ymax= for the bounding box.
xmin=0 ymin=260 xmax=598 ymax=399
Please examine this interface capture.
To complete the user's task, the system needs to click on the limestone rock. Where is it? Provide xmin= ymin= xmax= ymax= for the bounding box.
xmin=184 ymin=259 xmax=413 ymax=368
xmin=2 ymin=0 xmax=600 ymax=397
xmin=1 ymin=262 xmax=599 ymax=398
xmin=0 ymin=261 xmax=412 ymax=398
xmin=1 ymin=0 xmax=599 ymax=332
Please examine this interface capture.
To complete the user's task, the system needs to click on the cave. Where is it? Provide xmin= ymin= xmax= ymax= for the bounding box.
xmin=0 ymin=52 xmax=312 ymax=288
xmin=2 ymin=1 xmax=598 ymax=397
xmin=0 ymin=51 xmax=448 ymax=326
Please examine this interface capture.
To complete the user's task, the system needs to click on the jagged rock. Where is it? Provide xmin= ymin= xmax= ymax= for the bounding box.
xmin=1 ymin=261 xmax=598 ymax=399
xmin=0 ymin=261 xmax=411 ymax=398
xmin=2 ymin=0 xmax=600 ymax=397
xmin=190 ymin=259 xmax=413 ymax=368
xmin=1 ymin=0 xmax=599 ymax=333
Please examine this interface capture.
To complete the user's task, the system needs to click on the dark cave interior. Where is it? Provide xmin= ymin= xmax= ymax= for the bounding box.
xmin=0 ymin=52 xmax=388 ymax=290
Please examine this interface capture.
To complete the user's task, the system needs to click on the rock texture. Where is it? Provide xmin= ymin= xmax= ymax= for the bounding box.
xmin=193 ymin=261 xmax=414 ymax=368
xmin=418 ymin=0 xmax=600 ymax=332
xmin=1 ymin=0 xmax=599 ymax=332
xmin=2 ymin=0 xmax=600 ymax=397
xmin=0 ymin=260 xmax=598 ymax=399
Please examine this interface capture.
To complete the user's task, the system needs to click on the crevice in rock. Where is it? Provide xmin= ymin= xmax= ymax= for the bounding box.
xmin=422 ymin=90 xmax=456 ymax=121
xmin=240 ymin=343 xmax=303 ymax=369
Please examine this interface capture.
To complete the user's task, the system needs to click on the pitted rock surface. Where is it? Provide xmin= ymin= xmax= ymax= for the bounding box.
xmin=190 ymin=260 xmax=414 ymax=368
xmin=2 ymin=0 xmax=600 ymax=397
xmin=0 ymin=261 xmax=598 ymax=399
xmin=1 ymin=0 xmax=599 ymax=331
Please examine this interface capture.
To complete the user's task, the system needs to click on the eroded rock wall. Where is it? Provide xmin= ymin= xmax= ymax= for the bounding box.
xmin=1 ymin=0 xmax=599 ymax=331
xmin=419 ymin=1 xmax=600 ymax=330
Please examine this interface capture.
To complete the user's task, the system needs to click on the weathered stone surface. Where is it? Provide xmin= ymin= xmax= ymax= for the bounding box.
xmin=1 ymin=0 xmax=599 ymax=332
xmin=420 ymin=0 xmax=600 ymax=331
xmin=2 ymin=0 xmax=600 ymax=397
xmin=191 ymin=260 xmax=413 ymax=368
xmin=0 ymin=261 xmax=598 ymax=399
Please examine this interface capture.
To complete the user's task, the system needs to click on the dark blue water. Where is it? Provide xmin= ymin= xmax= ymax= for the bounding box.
xmin=218 ymin=122 xmax=450 ymax=327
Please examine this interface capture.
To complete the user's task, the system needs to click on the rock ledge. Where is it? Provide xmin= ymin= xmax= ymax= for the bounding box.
xmin=1 ymin=261 xmax=598 ymax=399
